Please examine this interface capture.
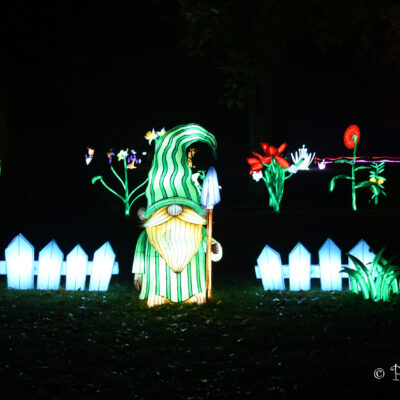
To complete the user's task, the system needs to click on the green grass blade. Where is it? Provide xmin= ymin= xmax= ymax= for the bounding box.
xmin=341 ymin=267 xmax=370 ymax=299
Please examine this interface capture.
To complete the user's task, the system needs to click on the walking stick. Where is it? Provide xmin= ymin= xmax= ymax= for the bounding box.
xmin=200 ymin=167 xmax=221 ymax=301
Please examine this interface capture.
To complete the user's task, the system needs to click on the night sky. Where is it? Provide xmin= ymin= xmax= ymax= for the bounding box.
xmin=1 ymin=1 xmax=400 ymax=270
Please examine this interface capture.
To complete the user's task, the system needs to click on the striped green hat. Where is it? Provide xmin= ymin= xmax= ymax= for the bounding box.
xmin=144 ymin=123 xmax=217 ymax=219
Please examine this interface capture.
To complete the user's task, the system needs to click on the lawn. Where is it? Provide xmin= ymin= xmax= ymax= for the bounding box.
xmin=1 ymin=279 xmax=400 ymax=399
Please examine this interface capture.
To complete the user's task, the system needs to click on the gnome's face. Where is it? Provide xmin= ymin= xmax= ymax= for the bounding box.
xmin=142 ymin=205 xmax=206 ymax=273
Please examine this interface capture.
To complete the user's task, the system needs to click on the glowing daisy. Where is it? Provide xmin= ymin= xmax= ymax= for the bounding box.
xmin=117 ymin=150 xmax=128 ymax=161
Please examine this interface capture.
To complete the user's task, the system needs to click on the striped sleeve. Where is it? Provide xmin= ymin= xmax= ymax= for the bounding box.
xmin=132 ymin=231 xmax=148 ymax=274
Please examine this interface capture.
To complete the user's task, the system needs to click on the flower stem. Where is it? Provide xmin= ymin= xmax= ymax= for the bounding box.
xmin=351 ymin=136 xmax=358 ymax=211
xmin=123 ymin=157 xmax=130 ymax=215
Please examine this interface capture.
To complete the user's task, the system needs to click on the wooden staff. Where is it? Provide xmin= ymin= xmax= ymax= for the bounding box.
xmin=201 ymin=167 xmax=220 ymax=302
xmin=206 ymin=207 xmax=213 ymax=300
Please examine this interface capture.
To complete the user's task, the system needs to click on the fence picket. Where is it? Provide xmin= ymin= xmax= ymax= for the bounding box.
xmin=257 ymin=244 xmax=285 ymax=290
xmin=5 ymin=234 xmax=34 ymax=289
xmin=66 ymin=245 xmax=88 ymax=291
xmin=89 ymin=242 xmax=115 ymax=291
xmin=289 ymin=242 xmax=311 ymax=291
xmin=37 ymin=240 xmax=64 ymax=290
xmin=319 ymin=238 xmax=342 ymax=291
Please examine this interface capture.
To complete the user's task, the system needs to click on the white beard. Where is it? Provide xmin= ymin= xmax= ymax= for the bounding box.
xmin=143 ymin=206 xmax=206 ymax=274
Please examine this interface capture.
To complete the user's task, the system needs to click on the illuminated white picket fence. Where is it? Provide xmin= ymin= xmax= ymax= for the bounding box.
xmin=255 ymin=238 xmax=376 ymax=291
xmin=0 ymin=234 xmax=119 ymax=291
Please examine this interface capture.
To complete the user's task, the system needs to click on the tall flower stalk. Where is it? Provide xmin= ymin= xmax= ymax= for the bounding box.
xmin=330 ymin=125 xmax=386 ymax=210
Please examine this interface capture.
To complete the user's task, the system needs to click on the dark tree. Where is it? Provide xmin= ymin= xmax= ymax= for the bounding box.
xmin=177 ymin=0 xmax=400 ymax=149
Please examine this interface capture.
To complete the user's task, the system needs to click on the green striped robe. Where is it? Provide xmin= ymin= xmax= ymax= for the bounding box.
xmin=132 ymin=230 xmax=207 ymax=303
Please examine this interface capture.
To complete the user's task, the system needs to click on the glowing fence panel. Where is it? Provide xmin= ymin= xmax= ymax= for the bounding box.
xmin=257 ymin=244 xmax=285 ymax=290
xmin=319 ymin=238 xmax=342 ymax=291
xmin=289 ymin=242 xmax=311 ymax=291
xmin=348 ymin=240 xmax=375 ymax=292
xmin=5 ymin=234 xmax=34 ymax=289
xmin=89 ymin=242 xmax=115 ymax=291
xmin=66 ymin=245 xmax=88 ymax=291
xmin=37 ymin=240 xmax=64 ymax=290
xmin=255 ymin=238 xmax=375 ymax=292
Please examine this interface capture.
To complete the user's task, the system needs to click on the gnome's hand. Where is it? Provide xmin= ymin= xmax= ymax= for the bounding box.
xmin=134 ymin=274 xmax=142 ymax=290
xmin=211 ymin=240 xmax=223 ymax=262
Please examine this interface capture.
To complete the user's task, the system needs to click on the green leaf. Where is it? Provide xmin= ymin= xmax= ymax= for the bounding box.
xmin=354 ymin=166 xmax=370 ymax=171
xmin=354 ymin=181 xmax=372 ymax=189
xmin=348 ymin=254 xmax=370 ymax=278
xmin=371 ymin=248 xmax=386 ymax=278
xmin=91 ymin=176 xmax=103 ymax=184
xmin=341 ymin=267 xmax=370 ymax=299
xmin=329 ymin=175 xmax=352 ymax=192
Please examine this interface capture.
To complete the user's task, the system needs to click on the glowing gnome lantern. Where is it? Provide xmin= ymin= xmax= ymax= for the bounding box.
xmin=132 ymin=124 xmax=222 ymax=307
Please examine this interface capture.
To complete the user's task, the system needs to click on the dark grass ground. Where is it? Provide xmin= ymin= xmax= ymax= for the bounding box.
xmin=1 ymin=281 xmax=400 ymax=399
xmin=1 ymin=165 xmax=400 ymax=398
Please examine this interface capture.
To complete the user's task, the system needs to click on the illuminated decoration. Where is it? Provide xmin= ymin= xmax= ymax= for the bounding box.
xmin=342 ymin=248 xmax=400 ymax=301
xmin=37 ymin=240 xmax=63 ymax=290
xmin=5 ymin=233 xmax=34 ymax=289
xmin=85 ymin=147 xmax=95 ymax=165
xmin=247 ymin=142 xmax=303 ymax=212
xmin=319 ymin=239 xmax=342 ymax=291
xmin=88 ymin=242 xmax=116 ymax=291
xmin=187 ymin=147 xmax=197 ymax=168
xmin=254 ymin=239 xmax=387 ymax=292
xmin=318 ymin=159 xmax=327 ymax=170
xmin=347 ymin=239 xmax=375 ymax=293
xmin=192 ymin=170 xmax=206 ymax=195
xmin=89 ymin=146 xmax=148 ymax=216
xmin=289 ymin=242 xmax=311 ymax=290
xmin=0 ymin=234 xmax=119 ymax=291
xmin=368 ymin=162 xmax=387 ymax=204
xmin=200 ymin=166 xmax=221 ymax=300
xmin=65 ymin=245 xmax=88 ymax=291
xmin=315 ymin=155 xmax=400 ymax=168
xmin=329 ymin=125 xmax=387 ymax=210
xmin=132 ymin=124 xmax=222 ymax=307
xmin=290 ymin=145 xmax=315 ymax=170
xmin=144 ymin=127 xmax=166 ymax=144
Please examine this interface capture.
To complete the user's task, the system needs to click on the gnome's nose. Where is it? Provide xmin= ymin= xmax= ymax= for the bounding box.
xmin=167 ymin=204 xmax=183 ymax=216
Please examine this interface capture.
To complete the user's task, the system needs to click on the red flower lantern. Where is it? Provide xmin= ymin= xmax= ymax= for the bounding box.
xmin=343 ymin=124 xmax=361 ymax=149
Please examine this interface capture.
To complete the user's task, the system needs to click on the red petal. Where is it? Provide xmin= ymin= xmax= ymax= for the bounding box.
xmin=266 ymin=145 xmax=277 ymax=156
xmin=247 ymin=157 xmax=261 ymax=166
xmin=247 ymin=158 xmax=263 ymax=174
xmin=277 ymin=143 xmax=287 ymax=155
xmin=260 ymin=143 xmax=269 ymax=155
xmin=275 ymin=156 xmax=290 ymax=169
xmin=343 ymin=125 xmax=361 ymax=149
xmin=262 ymin=156 xmax=273 ymax=164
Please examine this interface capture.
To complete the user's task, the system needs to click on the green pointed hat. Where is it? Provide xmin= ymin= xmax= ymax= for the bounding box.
xmin=144 ymin=123 xmax=217 ymax=219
